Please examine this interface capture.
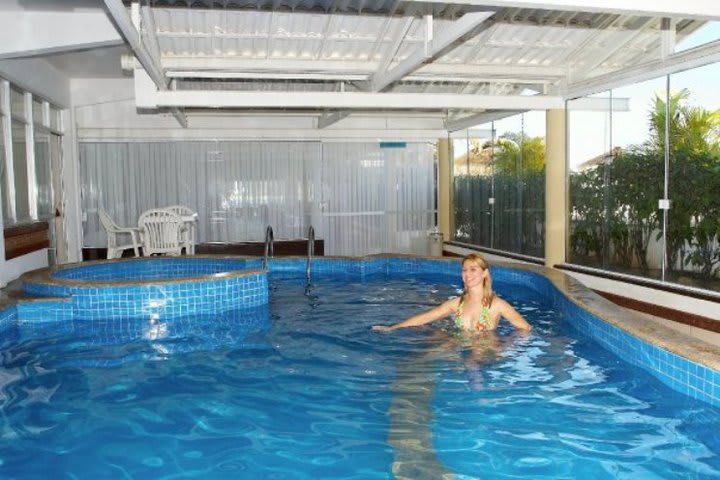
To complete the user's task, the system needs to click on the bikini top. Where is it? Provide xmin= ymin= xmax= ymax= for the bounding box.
xmin=454 ymin=296 xmax=492 ymax=332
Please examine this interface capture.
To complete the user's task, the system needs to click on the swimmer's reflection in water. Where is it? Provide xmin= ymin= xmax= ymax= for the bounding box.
xmin=373 ymin=253 xmax=532 ymax=479
xmin=384 ymin=328 xmax=532 ymax=479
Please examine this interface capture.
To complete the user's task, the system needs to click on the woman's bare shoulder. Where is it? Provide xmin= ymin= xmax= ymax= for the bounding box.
xmin=441 ymin=296 xmax=462 ymax=311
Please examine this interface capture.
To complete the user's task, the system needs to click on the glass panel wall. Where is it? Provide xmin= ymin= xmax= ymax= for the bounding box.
xmin=34 ymin=130 xmax=53 ymax=218
xmin=452 ymin=128 xmax=494 ymax=246
xmin=11 ymin=119 xmax=29 ymax=222
xmin=667 ymin=62 xmax=720 ymax=290
xmin=452 ymin=112 xmax=546 ymax=258
xmin=79 ymin=140 xmax=435 ymax=257
xmin=1 ymin=79 xmax=62 ymax=227
xmin=0 ymin=121 xmax=5 ymax=224
xmin=493 ymin=115 xmax=523 ymax=253
xmin=518 ymin=111 xmax=545 ymax=257
xmin=568 ymin=80 xmax=666 ymax=274
xmin=568 ymin=63 xmax=720 ymax=293
xmin=567 ymin=92 xmax=611 ymax=268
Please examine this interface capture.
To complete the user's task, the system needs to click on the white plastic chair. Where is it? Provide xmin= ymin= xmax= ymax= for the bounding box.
xmin=138 ymin=208 xmax=186 ymax=256
xmin=98 ymin=208 xmax=141 ymax=259
xmin=165 ymin=205 xmax=198 ymax=255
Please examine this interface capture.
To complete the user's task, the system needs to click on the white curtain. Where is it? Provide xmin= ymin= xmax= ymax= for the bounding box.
xmin=80 ymin=140 xmax=435 ymax=256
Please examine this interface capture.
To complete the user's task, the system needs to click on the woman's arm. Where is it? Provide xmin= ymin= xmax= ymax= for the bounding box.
xmin=495 ymin=297 xmax=532 ymax=331
xmin=372 ymin=298 xmax=458 ymax=332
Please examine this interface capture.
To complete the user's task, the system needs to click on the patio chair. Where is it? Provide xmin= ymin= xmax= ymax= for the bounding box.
xmin=138 ymin=208 xmax=186 ymax=256
xmin=98 ymin=208 xmax=141 ymax=259
xmin=165 ymin=205 xmax=198 ymax=254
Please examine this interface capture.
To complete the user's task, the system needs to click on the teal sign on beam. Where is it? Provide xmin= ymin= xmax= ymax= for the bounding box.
xmin=379 ymin=142 xmax=407 ymax=148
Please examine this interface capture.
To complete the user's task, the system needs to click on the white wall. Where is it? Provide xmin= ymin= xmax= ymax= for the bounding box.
xmin=0 ymin=57 xmax=70 ymax=107
xmin=1 ymin=249 xmax=48 ymax=286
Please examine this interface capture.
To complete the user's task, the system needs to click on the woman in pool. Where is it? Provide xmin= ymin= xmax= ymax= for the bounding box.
xmin=372 ymin=253 xmax=532 ymax=333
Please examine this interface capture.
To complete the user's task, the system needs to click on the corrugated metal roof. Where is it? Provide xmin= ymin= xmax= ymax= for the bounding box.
xmin=114 ymin=2 xmax=711 ymax=125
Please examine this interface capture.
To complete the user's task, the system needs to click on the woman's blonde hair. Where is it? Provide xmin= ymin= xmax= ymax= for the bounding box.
xmin=461 ymin=253 xmax=494 ymax=306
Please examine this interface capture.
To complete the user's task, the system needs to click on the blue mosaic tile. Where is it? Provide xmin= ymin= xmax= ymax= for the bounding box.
xmin=0 ymin=305 xmax=18 ymax=334
xmin=50 ymin=258 xmax=258 ymax=282
xmin=17 ymin=299 xmax=73 ymax=323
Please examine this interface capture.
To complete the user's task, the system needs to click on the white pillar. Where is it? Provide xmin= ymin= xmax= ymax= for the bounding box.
xmin=437 ymin=137 xmax=451 ymax=240
xmin=545 ymin=108 xmax=567 ymax=268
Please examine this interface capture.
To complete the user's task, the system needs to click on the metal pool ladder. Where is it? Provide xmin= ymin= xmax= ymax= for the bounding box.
xmin=306 ymin=225 xmax=315 ymax=280
xmin=263 ymin=225 xmax=274 ymax=270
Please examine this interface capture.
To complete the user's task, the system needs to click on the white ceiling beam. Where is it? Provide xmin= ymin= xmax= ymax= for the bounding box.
xmin=140 ymin=89 xmax=565 ymax=110
xmin=165 ymin=70 xmax=556 ymax=85
xmin=660 ymin=18 xmax=676 ymax=60
xmin=566 ymin=37 xmax=720 ymax=98
xmin=140 ymin=5 xmax=163 ymax=65
xmin=0 ymin=11 xmax=122 ymax=59
xmin=371 ymin=17 xmax=416 ymax=89
xmin=568 ymin=97 xmax=630 ymax=110
xmin=446 ymin=110 xmax=526 ymax=131
xmin=317 ymin=110 xmax=351 ymax=129
xmin=407 ymin=0 xmax=720 ymax=21
xmin=161 ymin=57 xmax=566 ymax=79
xmin=445 ymin=95 xmax=630 ymax=130
xmin=105 ymin=1 xmax=164 ymax=89
xmin=368 ymin=11 xmax=495 ymax=92
xmin=103 ymin=0 xmax=187 ymax=128
xmin=568 ymin=18 xmax=657 ymax=83
xmin=448 ymin=128 xmax=495 ymax=138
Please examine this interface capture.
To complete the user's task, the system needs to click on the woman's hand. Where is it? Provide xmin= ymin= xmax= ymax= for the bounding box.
xmin=372 ymin=325 xmax=393 ymax=332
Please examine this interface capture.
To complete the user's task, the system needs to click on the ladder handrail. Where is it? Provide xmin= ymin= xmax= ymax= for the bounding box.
xmin=263 ymin=225 xmax=274 ymax=270
xmin=306 ymin=226 xmax=315 ymax=279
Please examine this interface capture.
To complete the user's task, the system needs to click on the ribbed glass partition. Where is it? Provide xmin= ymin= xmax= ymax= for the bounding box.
xmin=80 ymin=140 xmax=435 ymax=256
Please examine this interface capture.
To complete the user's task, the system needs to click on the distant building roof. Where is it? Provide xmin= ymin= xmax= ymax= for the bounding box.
xmin=575 ymin=146 xmax=623 ymax=172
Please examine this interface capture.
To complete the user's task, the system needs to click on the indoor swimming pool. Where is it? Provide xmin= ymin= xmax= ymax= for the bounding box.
xmin=0 ymin=257 xmax=718 ymax=479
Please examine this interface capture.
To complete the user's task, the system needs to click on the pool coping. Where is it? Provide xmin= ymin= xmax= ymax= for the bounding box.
xmin=19 ymin=255 xmax=265 ymax=287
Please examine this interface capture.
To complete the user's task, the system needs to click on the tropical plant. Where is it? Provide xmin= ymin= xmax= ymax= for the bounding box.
xmin=484 ymin=133 xmax=545 ymax=175
xmin=648 ymin=90 xmax=720 ymax=278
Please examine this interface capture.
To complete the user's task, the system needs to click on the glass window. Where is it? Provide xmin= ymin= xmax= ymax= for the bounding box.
xmin=32 ymin=98 xmax=44 ymax=127
xmin=12 ymin=119 xmax=29 ymax=222
xmin=0 ymin=119 xmax=7 ymax=223
xmin=10 ymin=87 xmax=25 ymax=121
xmin=517 ymin=110 xmax=546 ymax=257
xmin=493 ymin=114 xmax=525 ymax=255
xmin=610 ymin=79 xmax=666 ymax=278
xmin=35 ymin=130 xmax=53 ymax=218
xmin=452 ymin=127 xmax=494 ymax=246
xmin=451 ymin=112 xmax=546 ymax=258
xmin=567 ymin=93 xmax=611 ymax=269
xmin=668 ymin=62 xmax=720 ymax=292
xmin=50 ymin=105 xmax=62 ymax=132
xmin=568 ymin=79 xmax=666 ymax=275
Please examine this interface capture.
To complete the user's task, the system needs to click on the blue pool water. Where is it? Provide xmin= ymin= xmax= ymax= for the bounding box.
xmin=1 ymin=272 xmax=719 ymax=479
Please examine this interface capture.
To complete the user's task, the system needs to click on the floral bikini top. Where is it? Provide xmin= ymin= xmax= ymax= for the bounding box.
xmin=454 ymin=296 xmax=492 ymax=332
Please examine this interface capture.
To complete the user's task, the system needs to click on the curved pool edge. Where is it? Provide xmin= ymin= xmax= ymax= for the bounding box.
xmin=21 ymin=254 xmax=264 ymax=286
xmin=18 ymin=255 xmax=268 ymax=320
